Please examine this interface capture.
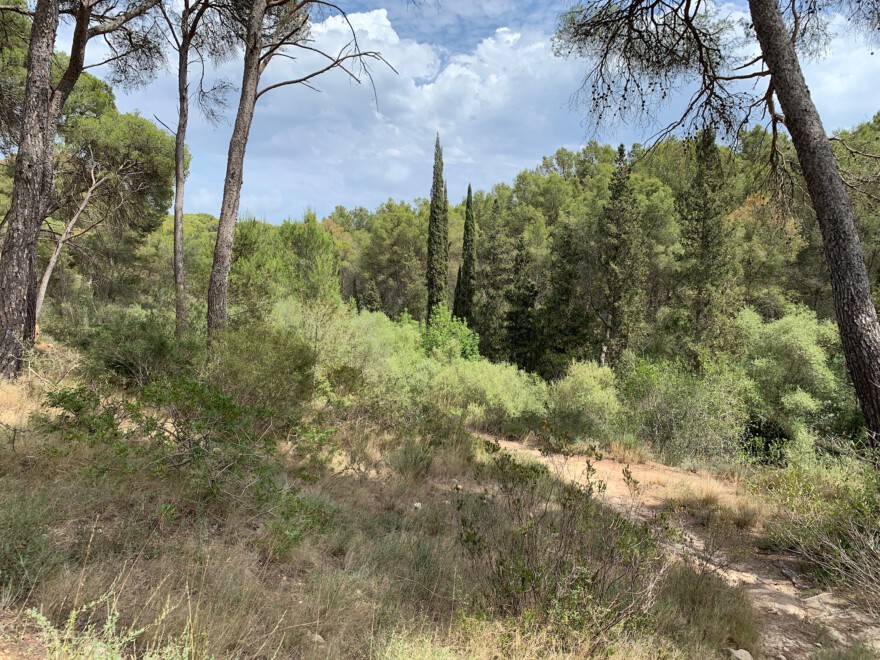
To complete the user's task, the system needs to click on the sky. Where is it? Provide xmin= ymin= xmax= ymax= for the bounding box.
xmin=74 ymin=0 xmax=880 ymax=221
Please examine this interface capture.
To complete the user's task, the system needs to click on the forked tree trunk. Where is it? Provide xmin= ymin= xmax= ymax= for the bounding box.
xmin=749 ymin=0 xmax=880 ymax=451
xmin=0 ymin=0 xmax=60 ymax=379
xmin=34 ymin=176 xmax=105 ymax=321
xmin=206 ymin=0 xmax=267 ymax=334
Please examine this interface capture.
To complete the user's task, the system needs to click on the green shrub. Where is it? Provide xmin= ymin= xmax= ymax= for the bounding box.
xmin=65 ymin=308 xmax=197 ymax=387
xmin=206 ymin=324 xmax=316 ymax=423
xmin=737 ymin=306 xmax=860 ymax=446
xmin=421 ymin=305 xmax=480 ymax=361
xmin=547 ymin=360 xmax=620 ymax=443
xmin=431 ymin=359 xmax=547 ymax=437
xmin=760 ymin=455 xmax=880 ymax=612
xmin=619 ymin=357 xmax=748 ymax=465
xmin=324 ymin=310 xmax=435 ymax=432
xmin=456 ymin=452 xmax=668 ymax=653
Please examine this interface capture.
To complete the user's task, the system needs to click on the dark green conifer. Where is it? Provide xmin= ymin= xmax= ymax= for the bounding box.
xmin=505 ymin=237 xmax=541 ymax=372
xmin=453 ymin=184 xmax=477 ymax=324
xmin=596 ymin=144 xmax=648 ymax=366
xmin=673 ymin=128 xmax=742 ymax=367
xmin=473 ymin=198 xmax=515 ymax=361
xmin=426 ymin=134 xmax=449 ymax=322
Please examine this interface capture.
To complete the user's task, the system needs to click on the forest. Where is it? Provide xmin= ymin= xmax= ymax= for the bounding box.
xmin=1 ymin=0 xmax=880 ymax=658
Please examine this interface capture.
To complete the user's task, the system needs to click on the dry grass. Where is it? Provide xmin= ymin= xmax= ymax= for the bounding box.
xmin=669 ymin=479 xmax=771 ymax=532
xmin=607 ymin=436 xmax=652 ymax=464
xmin=0 ymin=382 xmax=764 ymax=659
xmin=0 ymin=381 xmax=37 ymax=429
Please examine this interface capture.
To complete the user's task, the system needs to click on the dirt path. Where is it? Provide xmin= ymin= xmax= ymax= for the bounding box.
xmin=490 ymin=435 xmax=880 ymax=660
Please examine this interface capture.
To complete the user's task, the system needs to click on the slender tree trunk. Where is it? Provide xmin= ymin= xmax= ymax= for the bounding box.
xmin=749 ymin=0 xmax=880 ymax=451
xmin=206 ymin=0 xmax=266 ymax=334
xmin=34 ymin=222 xmax=72 ymax=323
xmin=34 ymin=176 xmax=103 ymax=321
xmin=173 ymin=29 xmax=192 ymax=339
xmin=0 ymin=0 xmax=59 ymax=379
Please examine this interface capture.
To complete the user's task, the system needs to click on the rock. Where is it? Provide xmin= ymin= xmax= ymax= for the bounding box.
xmin=310 ymin=633 xmax=325 ymax=645
xmin=726 ymin=650 xmax=753 ymax=660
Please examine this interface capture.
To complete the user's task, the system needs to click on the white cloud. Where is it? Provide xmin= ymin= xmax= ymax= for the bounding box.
xmin=101 ymin=5 xmax=880 ymax=220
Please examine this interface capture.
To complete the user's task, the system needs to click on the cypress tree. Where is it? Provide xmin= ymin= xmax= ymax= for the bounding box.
xmin=505 ymin=237 xmax=541 ymax=372
xmin=673 ymin=128 xmax=742 ymax=367
xmin=596 ymin=145 xmax=648 ymax=366
xmin=426 ymin=134 xmax=449 ymax=322
xmin=453 ymin=183 xmax=477 ymax=324
xmin=474 ymin=198 xmax=515 ymax=361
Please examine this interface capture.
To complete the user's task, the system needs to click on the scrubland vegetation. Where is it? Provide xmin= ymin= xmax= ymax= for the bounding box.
xmin=3 ymin=0 xmax=880 ymax=657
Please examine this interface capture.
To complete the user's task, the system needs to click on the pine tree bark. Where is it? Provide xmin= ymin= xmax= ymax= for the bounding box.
xmin=0 ymin=0 xmax=60 ymax=379
xmin=173 ymin=23 xmax=192 ymax=340
xmin=206 ymin=0 xmax=266 ymax=333
xmin=749 ymin=0 xmax=880 ymax=450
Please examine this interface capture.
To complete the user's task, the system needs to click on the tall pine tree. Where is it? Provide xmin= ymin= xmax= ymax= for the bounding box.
xmin=426 ymin=135 xmax=449 ymax=322
xmin=453 ymin=183 xmax=477 ymax=324
xmin=595 ymin=145 xmax=648 ymax=366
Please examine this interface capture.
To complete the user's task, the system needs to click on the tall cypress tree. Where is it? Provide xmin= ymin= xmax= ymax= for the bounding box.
xmin=595 ymin=145 xmax=648 ymax=366
xmin=426 ymin=134 xmax=449 ymax=322
xmin=673 ymin=128 xmax=742 ymax=367
xmin=453 ymin=183 xmax=477 ymax=324
xmin=474 ymin=198 xmax=515 ymax=361
xmin=505 ymin=237 xmax=541 ymax=372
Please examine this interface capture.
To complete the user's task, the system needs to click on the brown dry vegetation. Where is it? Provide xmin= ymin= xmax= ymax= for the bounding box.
xmin=0 ymin=369 xmax=772 ymax=660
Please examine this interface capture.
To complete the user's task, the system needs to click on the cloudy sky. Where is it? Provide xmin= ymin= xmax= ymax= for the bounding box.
xmin=83 ymin=0 xmax=880 ymax=221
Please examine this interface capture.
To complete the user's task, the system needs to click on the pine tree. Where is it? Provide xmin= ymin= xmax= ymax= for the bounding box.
xmin=453 ymin=184 xmax=477 ymax=324
xmin=426 ymin=135 xmax=449 ymax=322
xmin=673 ymin=129 xmax=742 ymax=367
xmin=595 ymin=145 xmax=648 ymax=366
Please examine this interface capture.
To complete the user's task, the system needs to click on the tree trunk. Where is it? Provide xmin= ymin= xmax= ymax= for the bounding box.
xmin=206 ymin=0 xmax=266 ymax=334
xmin=173 ymin=28 xmax=192 ymax=340
xmin=749 ymin=0 xmax=880 ymax=451
xmin=34 ymin=223 xmax=71 ymax=323
xmin=34 ymin=176 xmax=103 ymax=322
xmin=0 ymin=0 xmax=60 ymax=379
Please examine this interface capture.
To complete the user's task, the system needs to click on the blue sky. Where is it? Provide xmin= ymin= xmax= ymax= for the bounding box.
xmin=77 ymin=1 xmax=880 ymax=221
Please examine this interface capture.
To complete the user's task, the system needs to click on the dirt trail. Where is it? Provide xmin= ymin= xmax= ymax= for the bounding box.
xmin=491 ymin=436 xmax=880 ymax=660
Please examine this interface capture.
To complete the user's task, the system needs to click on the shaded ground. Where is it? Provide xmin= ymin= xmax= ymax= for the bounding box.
xmin=491 ymin=435 xmax=880 ymax=659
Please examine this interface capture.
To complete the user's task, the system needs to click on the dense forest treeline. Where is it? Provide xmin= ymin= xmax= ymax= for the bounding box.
xmin=12 ymin=116 xmax=877 ymax=465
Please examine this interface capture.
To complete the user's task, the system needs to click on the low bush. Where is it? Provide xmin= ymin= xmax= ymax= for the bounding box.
xmin=546 ymin=360 xmax=620 ymax=444
xmin=206 ymin=324 xmax=316 ymax=424
xmin=431 ymin=359 xmax=547 ymax=437
xmin=760 ymin=455 xmax=880 ymax=613
xmin=653 ymin=566 xmax=760 ymax=656
xmin=57 ymin=307 xmax=198 ymax=387
xmin=456 ymin=451 xmax=668 ymax=654
xmin=421 ymin=305 xmax=480 ymax=361
xmin=618 ymin=357 xmax=748 ymax=465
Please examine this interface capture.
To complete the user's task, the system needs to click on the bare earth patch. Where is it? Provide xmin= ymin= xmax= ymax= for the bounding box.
xmin=491 ymin=435 xmax=880 ymax=659
xmin=0 ymin=610 xmax=44 ymax=660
